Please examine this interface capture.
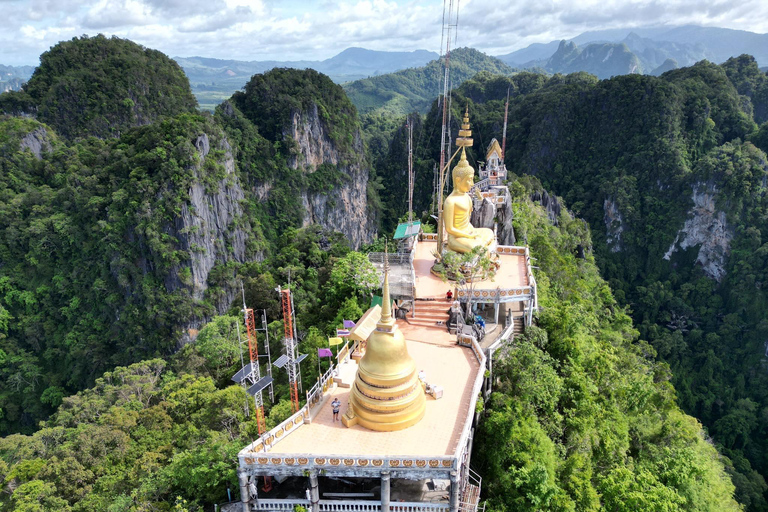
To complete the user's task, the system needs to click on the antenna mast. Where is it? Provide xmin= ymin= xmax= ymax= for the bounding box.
xmin=277 ymin=287 xmax=303 ymax=414
xmin=437 ymin=0 xmax=460 ymax=249
xmin=407 ymin=116 xmax=414 ymax=225
xmin=230 ymin=283 xmax=271 ymax=435
xmin=501 ymin=86 xmax=510 ymax=161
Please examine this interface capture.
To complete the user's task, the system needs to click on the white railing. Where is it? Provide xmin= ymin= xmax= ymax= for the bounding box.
xmin=453 ymin=342 xmax=486 ymax=469
xmin=253 ymin=499 xmax=449 ymax=512
xmin=306 ymin=363 xmax=337 ymax=409
xmin=255 ymin=499 xmax=310 ymax=511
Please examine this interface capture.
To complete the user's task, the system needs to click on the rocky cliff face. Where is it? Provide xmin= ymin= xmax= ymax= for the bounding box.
xmin=530 ymin=190 xmax=563 ymax=225
xmin=471 ymin=194 xmax=516 ymax=246
xmin=663 ymin=183 xmax=733 ymax=282
xmin=132 ymin=132 xmax=257 ymax=344
xmin=285 ymin=104 xmax=376 ymax=248
xmin=603 ymin=198 xmax=624 ymax=253
xmin=19 ymin=126 xmax=52 ymax=160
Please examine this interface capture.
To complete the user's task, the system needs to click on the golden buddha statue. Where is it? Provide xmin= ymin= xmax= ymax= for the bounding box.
xmin=342 ymin=249 xmax=426 ymax=431
xmin=443 ymin=109 xmax=495 ymax=254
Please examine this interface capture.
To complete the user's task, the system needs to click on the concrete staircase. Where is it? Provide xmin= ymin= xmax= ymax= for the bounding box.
xmin=410 ymin=298 xmax=452 ymax=329
xmin=333 ymin=358 xmax=358 ymax=389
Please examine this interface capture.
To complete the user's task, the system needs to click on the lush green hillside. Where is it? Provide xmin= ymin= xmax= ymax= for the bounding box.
xmin=0 ymin=35 xmax=197 ymax=139
xmin=343 ymin=47 xmax=517 ymax=116
xmin=477 ymin=178 xmax=740 ymax=512
xmin=390 ymin=59 xmax=768 ymax=510
xmin=0 ymin=187 xmax=743 ymax=511
xmin=0 ymin=46 xmax=377 ymax=436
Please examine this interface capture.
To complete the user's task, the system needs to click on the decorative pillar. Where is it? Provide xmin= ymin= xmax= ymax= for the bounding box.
xmin=381 ymin=471 xmax=391 ymax=512
xmin=449 ymin=470 xmax=460 ymax=512
xmin=494 ymin=302 xmax=499 ymax=325
xmin=237 ymin=469 xmax=250 ymax=512
xmin=309 ymin=469 xmax=320 ymax=512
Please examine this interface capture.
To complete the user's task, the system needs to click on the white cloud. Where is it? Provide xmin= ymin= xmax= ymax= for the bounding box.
xmin=1 ymin=0 xmax=767 ymax=66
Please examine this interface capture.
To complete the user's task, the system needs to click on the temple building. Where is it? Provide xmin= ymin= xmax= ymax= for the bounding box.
xmin=233 ymin=113 xmax=537 ymax=512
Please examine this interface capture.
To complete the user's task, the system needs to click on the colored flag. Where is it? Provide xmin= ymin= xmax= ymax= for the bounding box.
xmin=343 ymin=319 xmax=356 ymax=328
xmin=328 ymin=337 xmax=344 ymax=346
xmin=318 ymin=348 xmax=333 ymax=358
xmin=336 ymin=328 xmax=350 ymax=337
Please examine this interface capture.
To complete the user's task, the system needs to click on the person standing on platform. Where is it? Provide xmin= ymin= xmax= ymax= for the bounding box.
xmin=332 ymin=398 xmax=341 ymax=421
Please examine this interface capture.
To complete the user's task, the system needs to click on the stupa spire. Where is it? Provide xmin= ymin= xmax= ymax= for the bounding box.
xmin=379 ymin=243 xmax=393 ymax=326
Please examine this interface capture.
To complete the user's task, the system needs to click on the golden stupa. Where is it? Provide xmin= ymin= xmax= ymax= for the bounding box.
xmin=342 ymin=251 xmax=426 ymax=431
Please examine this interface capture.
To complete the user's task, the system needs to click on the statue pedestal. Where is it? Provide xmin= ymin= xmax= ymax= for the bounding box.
xmin=430 ymin=247 xmax=500 ymax=283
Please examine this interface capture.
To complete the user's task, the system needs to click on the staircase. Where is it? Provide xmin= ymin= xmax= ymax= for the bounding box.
xmin=410 ymin=298 xmax=452 ymax=329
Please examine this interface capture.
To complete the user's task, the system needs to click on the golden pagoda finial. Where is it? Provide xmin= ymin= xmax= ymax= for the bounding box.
xmin=456 ymin=105 xmax=473 ymax=148
xmin=379 ymin=243 xmax=393 ymax=326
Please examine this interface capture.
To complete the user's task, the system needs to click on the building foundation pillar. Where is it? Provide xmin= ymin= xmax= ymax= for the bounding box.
xmin=449 ymin=470 xmax=460 ymax=512
xmin=238 ymin=469 xmax=250 ymax=512
xmin=309 ymin=469 xmax=320 ymax=512
xmin=381 ymin=471 xmax=391 ymax=512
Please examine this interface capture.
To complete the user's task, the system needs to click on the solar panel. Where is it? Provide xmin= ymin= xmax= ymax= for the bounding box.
xmin=231 ymin=362 xmax=256 ymax=383
xmin=273 ymin=355 xmax=288 ymax=368
xmin=247 ymin=376 xmax=274 ymax=396
xmin=296 ymin=353 xmax=308 ymax=364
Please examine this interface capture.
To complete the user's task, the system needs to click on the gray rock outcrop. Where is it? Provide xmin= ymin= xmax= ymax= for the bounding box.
xmin=604 ymin=197 xmax=624 ymax=253
xmin=530 ymin=190 xmax=563 ymax=225
xmin=285 ymin=104 xmax=376 ymax=248
xmin=19 ymin=126 xmax=52 ymax=160
xmin=663 ymin=183 xmax=733 ymax=282
xmin=471 ymin=194 xmax=516 ymax=246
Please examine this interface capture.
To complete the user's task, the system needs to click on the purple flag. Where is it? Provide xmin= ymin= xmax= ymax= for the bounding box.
xmin=318 ymin=348 xmax=333 ymax=358
xmin=343 ymin=319 xmax=356 ymax=328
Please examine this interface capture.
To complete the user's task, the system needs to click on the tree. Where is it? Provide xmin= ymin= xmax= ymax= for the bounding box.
xmin=436 ymin=245 xmax=497 ymax=316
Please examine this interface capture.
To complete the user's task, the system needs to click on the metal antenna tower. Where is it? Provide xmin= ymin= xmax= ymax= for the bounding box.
xmin=437 ymin=0 xmax=460 ymax=249
xmin=258 ymin=309 xmax=274 ymax=403
xmin=231 ymin=285 xmax=272 ymax=434
xmin=407 ymin=116 xmax=414 ymax=225
xmin=501 ymin=86 xmax=510 ymax=162
xmin=274 ymin=286 xmax=307 ymax=414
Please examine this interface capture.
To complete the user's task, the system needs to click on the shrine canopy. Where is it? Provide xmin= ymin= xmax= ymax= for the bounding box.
xmin=393 ymin=221 xmax=421 ymax=240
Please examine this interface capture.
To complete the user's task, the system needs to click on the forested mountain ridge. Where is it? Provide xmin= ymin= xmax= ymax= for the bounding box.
xmin=386 ymin=56 xmax=768 ymax=509
xmin=343 ymin=47 xmax=515 ymax=116
xmin=0 ymin=35 xmax=198 ymax=139
xmin=499 ymin=25 xmax=768 ymax=78
xmin=0 ymin=32 xmax=763 ymax=511
xmin=0 ymin=186 xmax=744 ymax=511
xmin=0 ymin=38 xmax=376 ymax=435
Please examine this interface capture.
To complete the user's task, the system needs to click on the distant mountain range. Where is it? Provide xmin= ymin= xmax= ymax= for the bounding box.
xmin=498 ymin=25 xmax=768 ymax=79
xmin=343 ymin=47 xmax=514 ymax=116
xmin=176 ymin=47 xmax=439 ymax=110
xmin=3 ymin=25 xmax=767 ymax=109
xmin=0 ymin=64 xmax=35 ymax=92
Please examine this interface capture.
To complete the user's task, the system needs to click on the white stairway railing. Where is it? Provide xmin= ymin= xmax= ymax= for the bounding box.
xmin=254 ymin=500 xmax=449 ymax=512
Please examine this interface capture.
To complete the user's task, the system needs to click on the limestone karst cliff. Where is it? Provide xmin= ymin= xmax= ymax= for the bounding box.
xmin=228 ymin=68 xmax=377 ymax=248
xmin=286 ymin=104 xmax=375 ymax=248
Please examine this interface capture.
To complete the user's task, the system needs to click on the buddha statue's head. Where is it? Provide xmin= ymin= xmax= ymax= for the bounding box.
xmin=452 ymin=148 xmax=475 ymax=193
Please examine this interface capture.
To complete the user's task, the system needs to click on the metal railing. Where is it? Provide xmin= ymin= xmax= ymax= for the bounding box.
xmin=253 ymin=499 xmax=450 ymax=512
xmin=254 ymin=499 xmax=310 ymax=511
xmin=306 ymin=363 xmax=337 ymax=409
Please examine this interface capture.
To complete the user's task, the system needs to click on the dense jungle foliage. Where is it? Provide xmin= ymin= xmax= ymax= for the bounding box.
xmin=1 ymin=33 xmax=767 ymax=511
xmin=0 ymin=35 xmax=197 ymax=139
xmin=0 ymin=191 xmax=741 ymax=511
xmin=0 ymin=38 xmax=374 ymax=437
xmin=477 ymin=177 xmax=740 ymax=512
xmin=371 ymin=55 xmax=768 ymax=509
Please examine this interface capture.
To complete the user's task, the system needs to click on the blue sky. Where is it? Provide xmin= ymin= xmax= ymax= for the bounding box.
xmin=3 ymin=0 xmax=768 ymax=66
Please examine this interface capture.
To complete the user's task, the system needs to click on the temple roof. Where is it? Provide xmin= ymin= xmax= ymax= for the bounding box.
xmin=486 ymin=138 xmax=502 ymax=160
